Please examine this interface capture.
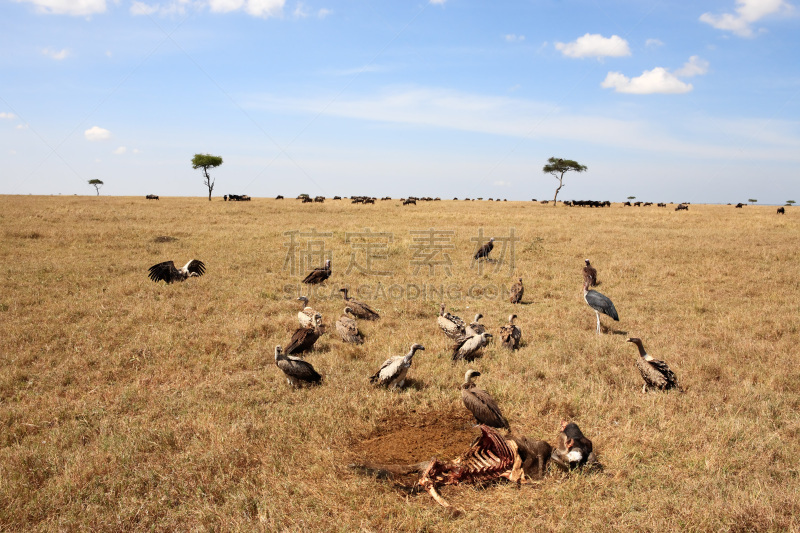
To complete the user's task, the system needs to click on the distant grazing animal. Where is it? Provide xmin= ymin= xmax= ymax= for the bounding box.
xmin=437 ymin=303 xmax=466 ymax=340
xmin=626 ymin=338 xmax=682 ymax=393
xmin=777 ymin=207 xmax=785 ymax=214
xmin=146 ymin=194 xmax=159 ymax=200
xmin=551 ymin=420 xmax=596 ymax=470
xmin=736 ymin=203 xmax=744 ymax=208
xmin=452 ymin=332 xmax=492 ymax=362
xmin=461 ymin=369 xmax=509 ymax=430
xmin=285 ymin=314 xmax=325 ymax=355
xmin=274 ymin=345 xmax=322 ymax=387
xmin=148 ymin=259 xmax=205 ymax=284
xmin=296 ymin=296 xmax=318 ymax=328
xmin=583 ymin=259 xmax=598 ymax=287
xmin=499 ymin=314 xmax=521 ymax=351
xmin=474 ymin=237 xmax=495 ymax=260
xmin=403 ymin=198 xmax=416 ymax=205
xmin=369 ymin=343 xmax=425 ymax=389
xmin=314 ymin=196 xmax=325 ymax=203
xmin=509 ymin=277 xmax=524 ymax=304
xmin=675 ymin=204 xmax=688 ymax=211
xmin=336 ymin=308 xmax=364 ymax=345
xmin=466 ymin=314 xmax=485 ymax=336
xmin=340 ymin=288 xmax=380 ymax=320
xmin=276 ymin=195 xmax=284 ymax=199
xmin=302 ymin=259 xmax=331 ymax=284
xmin=583 ymin=280 xmax=618 ymax=334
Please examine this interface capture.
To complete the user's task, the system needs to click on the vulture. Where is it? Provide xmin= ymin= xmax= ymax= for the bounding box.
xmin=340 ymin=288 xmax=380 ymax=320
xmin=499 ymin=314 xmax=521 ymax=351
xmin=302 ymin=259 xmax=331 ymax=285
xmin=369 ymin=343 xmax=425 ymax=389
xmin=296 ymin=296 xmax=317 ymax=328
xmin=551 ymin=420 xmax=596 ymax=470
xmin=583 ymin=259 xmax=598 ymax=287
xmin=474 ymin=237 xmax=495 ymax=260
xmin=583 ymin=280 xmax=618 ymax=334
xmin=509 ymin=277 xmax=524 ymax=304
xmin=148 ymin=259 xmax=205 ymax=284
xmin=437 ymin=303 xmax=466 ymax=340
xmin=335 ymin=307 xmax=364 ymax=345
xmin=461 ymin=369 xmax=509 ymax=430
xmin=274 ymin=345 xmax=322 ymax=387
xmin=466 ymin=313 xmax=486 ymax=336
xmin=285 ymin=313 xmax=325 ymax=355
xmin=626 ymin=338 xmax=682 ymax=393
xmin=452 ymin=332 xmax=492 ymax=362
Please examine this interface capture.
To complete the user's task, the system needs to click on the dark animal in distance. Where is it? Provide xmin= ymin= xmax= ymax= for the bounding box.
xmin=274 ymin=345 xmax=322 ymax=387
xmin=736 ymin=203 xmax=744 ymax=208
xmin=302 ymin=260 xmax=331 ymax=285
xmin=474 ymin=237 xmax=495 ymax=260
xmin=675 ymin=204 xmax=689 ymax=211
xmin=146 ymin=194 xmax=159 ymax=200
xmin=777 ymin=207 xmax=785 ymax=214
xmin=148 ymin=259 xmax=205 ymax=284
xmin=583 ymin=259 xmax=598 ymax=287
xmin=509 ymin=277 xmax=524 ymax=304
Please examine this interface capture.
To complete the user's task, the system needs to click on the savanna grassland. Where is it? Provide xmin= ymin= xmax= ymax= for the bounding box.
xmin=1 ymin=195 xmax=799 ymax=532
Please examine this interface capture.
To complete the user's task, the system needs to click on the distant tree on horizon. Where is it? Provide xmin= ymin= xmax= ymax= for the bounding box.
xmin=786 ymin=200 xmax=795 ymax=205
xmin=748 ymin=198 xmax=757 ymax=205
xmin=627 ymin=196 xmax=636 ymax=200
xmin=192 ymin=153 xmax=223 ymax=201
xmin=88 ymin=179 xmax=104 ymax=196
xmin=542 ymin=157 xmax=587 ymax=205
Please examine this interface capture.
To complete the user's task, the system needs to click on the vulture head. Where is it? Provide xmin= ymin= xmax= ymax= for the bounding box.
xmin=508 ymin=314 xmax=517 ymax=323
xmin=439 ymin=302 xmax=446 ymax=316
xmin=274 ymin=345 xmax=284 ymax=361
xmin=464 ymin=369 xmax=481 ymax=386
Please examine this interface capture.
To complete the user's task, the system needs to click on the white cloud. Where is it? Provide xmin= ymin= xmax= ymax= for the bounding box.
xmin=16 ymin=0 xmax=106 ymax=15
xmin=601 ymin=68 xmax=693 ymax=94
xmin=293 ymin=1 xmax=308 ymax=17
xmin=130 ymin=0 xmax=190 ymax=16
xmin=208 ymin=0 xmax=283 ymax=17
xmin=42 ymin=47 xmax=70 ymax=60
xmin=132 ymin=148 xmax=141 ymax=154
xmin=674 ymin=55 xmax=709 ymax=77
xmin=130 ymin=1 xmax=159 ymax=15
xmin=700 ymin=0 xmax=792 ymax=37
xmin=317 ymin=7 xmax=330 ymax=17
xmin=555 ymin=33 xmax=631 ymax=58
xmin=505 ymin=34 xmax=525 ymax=43
xmin=645 ymin=38 xmax=664 ymax=47
xmin=84 ymin=126 xmax=111 ymax=141
xmin=430 ymin=0 xmax=446 ymax=4
xmin=16 ymin=124 xmax=29 ymax=130
xmin=0 ymin=112 xmax=16 ymax=120
xmin=113 ymin=146 xmax=127 ymax=155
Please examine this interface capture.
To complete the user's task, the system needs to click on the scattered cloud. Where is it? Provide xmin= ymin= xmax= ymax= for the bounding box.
xmin=508 ymin=84 xmax=521 ymax=92
xmin=317 ymin=7 xmax=331 ymax=17
xmin=645 ymin=38 xmax=664 ymax=47
xmin=0 ymin=112 xmax=16 ymax=120
xmin=113 ymin=146 xmax=127 ymax=155
xmin=505 ymin=34 xmax=525 ymax=43
xmin=700 ymin=0 xmax=793 ymax=37
xmin=430 ymin=0 xmax=446 ymax=4
xmin=674 ymin=55 xmax=709 ymax=77
xmin=42 ymin=47 xmax=70 ymax=60
xmin=16 ymin=124 xmax=29 ymax=130
xmin=84 ymin=126 xmax=111 ymax=141
xmin=208 ymin=0 xmax=284 ymax=17
xmin=601 ymin=68 xmax=693 ymax=94
xmin=15 ymin=0 xmax=106 ymax=15
xmin=555 ymin=33 xmax=631 ymax=59
xmin=130 ymin=0 xmax=192 ymax=16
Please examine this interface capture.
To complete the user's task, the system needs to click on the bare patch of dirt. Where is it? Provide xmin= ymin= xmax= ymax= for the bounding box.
xmin=153 ymin=235 xmax=178 ymax=243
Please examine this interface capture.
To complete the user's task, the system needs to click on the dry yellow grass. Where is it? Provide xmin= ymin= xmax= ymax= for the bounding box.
xmin=1 ymin=196 xmax=798 ymax=532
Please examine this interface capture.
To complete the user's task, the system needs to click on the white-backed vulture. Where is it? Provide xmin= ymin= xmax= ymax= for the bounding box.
xmin=336 ymin=307 xmax=364 ymax=344
xmin=499 ymin=314 xmax=521 ymax=351
xmin=302 ymin=259 xmax=331 ymax=285
xmin=461 ymin=369 xmax=509 ymax=430
xmin=583 ymin=259 xmax=598 ymax=287
xmin=452 ymin=332 xmax=492 ymax=362
xmin=466 ymin=313 xmax=485 ymax=336
xmin=340 ymin=288 xmax=380 ymax=320
xmin=583 ymin=280 xmax=619 ymax=334
xmin=148 ymin=259 xmax=205 ymax=284
xmin=274 ymin=345 xmax=322 ymax=387
xmin=369 ymin=343 xmax=425 ymax=389
xmin=509 ymin=277 xmax=524 ymax=304
xmin=474 ymin=237 xmax=495 ymax=260
xmin=296 ymin=296 xmax=317 ymax=328
xmin=285 ymin=314 xmax=325 ymax=355
xmin=437 ymin=303 xmax=466 ymax=340
xmin=626 ymin=338 xmax=682 ymax=393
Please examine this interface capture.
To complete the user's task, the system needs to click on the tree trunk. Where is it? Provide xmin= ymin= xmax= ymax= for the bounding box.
xmin=552 ymin=174 xmax=564 ymax=205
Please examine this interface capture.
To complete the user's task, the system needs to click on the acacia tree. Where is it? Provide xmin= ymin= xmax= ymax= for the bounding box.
xmin=88 ymin=179 xmax=104 ymax=196
xmin=192 ymin=153 xmax=223 ymax=201
xmin=748 ymin=198 xmax=758 ymax=205
xmin=542 ymin=157 xmax=587 ymax=205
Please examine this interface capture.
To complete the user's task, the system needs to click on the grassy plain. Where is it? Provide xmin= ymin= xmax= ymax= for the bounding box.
xmin=0 ymin=195 xmax=798 ymax=532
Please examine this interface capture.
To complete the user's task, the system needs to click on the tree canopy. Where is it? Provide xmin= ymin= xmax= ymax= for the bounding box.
xmin=542 ymin=157 xmax=588 ymax=205
xmin=192 ymin=154 xmax=223 ymax=201
xmin=88 ymin=179 xmax=104 ymax=196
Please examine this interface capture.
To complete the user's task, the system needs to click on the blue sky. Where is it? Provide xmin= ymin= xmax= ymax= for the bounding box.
xmin=1 ymin=0 xmax=798 ymax=203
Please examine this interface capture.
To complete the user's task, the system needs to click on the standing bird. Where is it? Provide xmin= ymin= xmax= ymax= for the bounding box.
xmin=551 ymin=420 xmax=596 ymax=470
xmin=437 ymin=303 xmax=466 ymax=340
xmin=369 ymin=343 xmax=425 ymax=389
xmin=461 ymin=369 xmax=510 ymax=430
xmin=466 ymin=313 xmax=486 ymax=336
xmin=340 ymin=288 xmax=380 ymax=320
xmin=148 ymin=259 xmax=205 ymax=284
xmin=296 ymin=296 xmax=317 ymax=328
xmin=302 ymin=259 xmax=331 ymax=285
xmin=336 ymin=307 xmax=364 ymax=345
xmin=583 ymin=280 xmax=619 ymax=334
xmin=583 ymin=259 xmax=598 ymax=287
xmin=474 ymin=237 xmax=495 ymax=260
xmin=626 ymin=338 xmax=682 ymax=393
xmin=285 ymin=313 xmax=325 ymax=355
xmin=274 ymin=345 xmax=322 ymax=387
xmin=509 ymin=277 xmax=524 ymax=304
xmin=499 ymin=314 xmax=521 ymax=351
xmin=452 ymin=332 xmax=492 ymax=362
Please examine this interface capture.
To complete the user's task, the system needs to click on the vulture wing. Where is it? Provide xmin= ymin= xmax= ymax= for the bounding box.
xmin=369 ymin=356 xmax=399 ymax=384
xmin=148 ymin=261 xmax=178 ymax=283
xmin=462 ymin=387 xmax=509 ymax=429
xmin=183 ymin=259 xmax=206 ymax=277
xmin=585 ymin=290 xmax=619 ymax=321
xmin=278 ymin=357 xmax=322 ymax=384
